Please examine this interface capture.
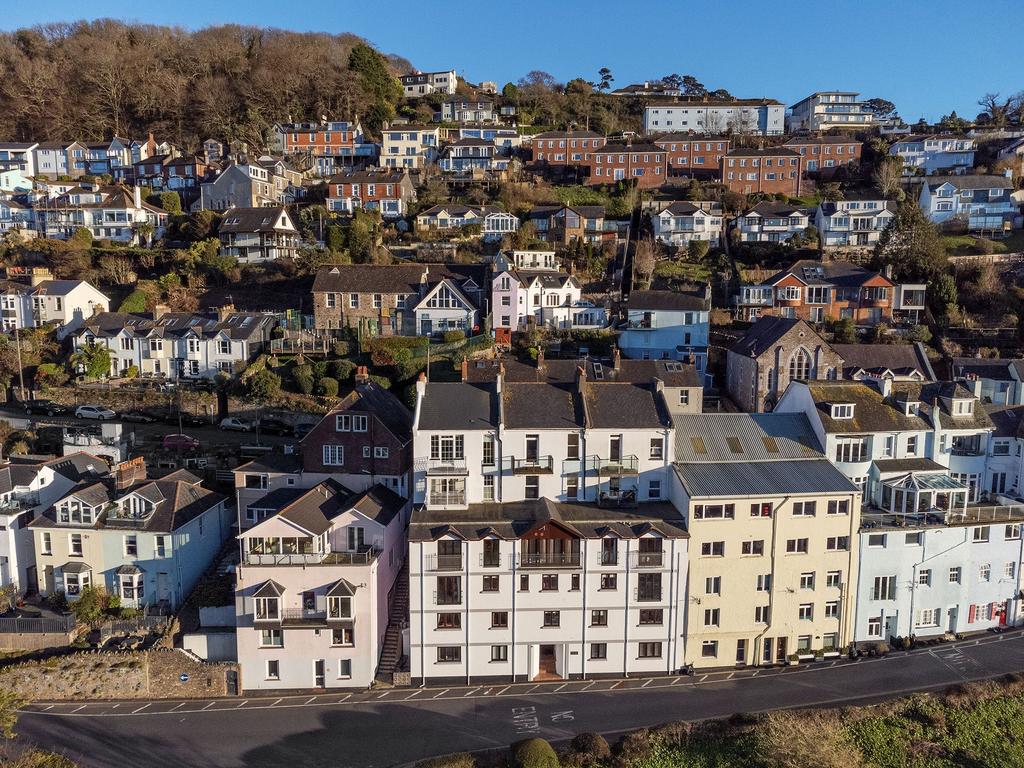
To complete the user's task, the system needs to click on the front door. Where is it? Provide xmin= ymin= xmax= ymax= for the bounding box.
xmin=420 ymin=318 xmax=433 ymax=336
xmin=775 ymin=637 xmax=787 ymax=664
xmin=156 ymin=572 xmax=171 ymax=603
xmin=25 ymin=565 xmax=38 ymax=596
xmin=535 ymin=645 xmax=558 ymax=680
xmin=314 ymin=659 xmax=325 ymax=688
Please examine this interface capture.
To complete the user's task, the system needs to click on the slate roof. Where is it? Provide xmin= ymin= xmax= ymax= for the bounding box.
xmin=986 ymin=405 xmax=1024 ymax=438
xmin=835 ymin=343 xmax=936 ymax=382
xmin=659 ymin=201 xmax=723 ymax=216
xmin=327 ymin=382 xmax=413 ymax=443
xmin=784 ymin=136 xmax=863 ymax=146
xmin=248 ymin=488 xmax=307 ymax=513
xmin=873 ymin=458 xmax=946 ymax=474
xmin=950 ymin=357 xmax=1019 ymax=383
xmin=329 ymin=169 xmax=408 ymax=185
xmin=502 ymin=383 xmax=580 ymax=429
xmin=528 ymin=204 xmax=606 ymax=220
xmin=743 ymin=201 xmax=811 ymax=218
xmin=276 ymin=479 xmax=354 ymax=535
xmin=409 ymin=498 xmax=688 ymax=541
xmin=46 ymin=453 xmax=110 ymax=482
xmin=464 ymin=356 xmax=702 ymax=388
xmin=348 ymin=484 xmax=407 ymax=527
xmin=818 ymin=200 xmax=897 ymax=217
xmin=893 ymin=382 xmax=994 ymax=430
xmin=532 ymin=131 xmax=603 ymax=140
xmin=235 ymin=453 xmax=303 ymax=475
xmin=726 ymin=147 xmax=800 ymax=158
xmin=673 ymin=413 xmax=823 ymax=463
xmin=78 ymin=310 xmax=273 ymax=342
xmin=926 ymin=175 xmax=1012 ymax=191
xmin=592 ymin=143 xmax=665 ymax=154
xmin=763 ymin=260 xmax=890 ymax=288
xmin=513 ymin=270 xmax=577 ymax=290
xmin=583 ymin=382 xmax=670 ymax=429
xmin=674 ymin=459 xmax=855 ymax=498
xmin=730 ymin=317 xmax=819 ymax=358
xmin=312 ymin=263 xmax=487 ymax=295
xmin=416 ymin=204 xmax=502 ymax=218
xmin=805 ymin=381 xmax=931 ymax=434
xmin=627 ymin=289 xmax=709 ymax=312
xmin=417 ymin=382 xmax=498 ymax=430
xmin=218 ymin=206 xmax=295 ymax=234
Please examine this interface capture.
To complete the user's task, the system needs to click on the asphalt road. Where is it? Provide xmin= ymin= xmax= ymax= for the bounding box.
xmin=15 ymin=631 xmax=1024 ymax=768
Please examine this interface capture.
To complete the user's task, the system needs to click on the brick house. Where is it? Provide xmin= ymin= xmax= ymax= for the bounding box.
xmin=300 ymin=372 xmax=414 ymax=485
xmin=529 ymin=131 xmax=606 ymax=168
xmin=721 ymin=147 xmax=802 ymax=196
xmin=586 ymin=142 xmax=667 ymax=188
xmin=527 ymin=205 xmax=621 ymax=245
xmin=783 ymin=136 xmax=862 ymax=180
xmin=311 ymin=263 xmax=488 ymax=337
xmin=733 ymin=260 xmax=898 ymax=325
xmin=726 ymin=317 xmax=843 ymax=412
xmin=326 ymin=169 xmax=416 ymax=219
xmin=652 ymin=134 xmax=731 ymax=178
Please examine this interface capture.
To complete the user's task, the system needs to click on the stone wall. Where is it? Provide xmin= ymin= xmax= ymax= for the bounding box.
xmin=0 ymin=630 xmax=76 ymax=652
xmin=0 ymin=649 xmax=238 ymax=701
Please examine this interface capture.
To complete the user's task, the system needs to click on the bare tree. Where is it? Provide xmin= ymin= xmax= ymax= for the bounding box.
xmin=634 ymin=238 xmax=657 ymax=287
xmin=99 ymin=255 xmax=137 ymax=285
xmin=872 ymin=156 xmax=904 ymax=198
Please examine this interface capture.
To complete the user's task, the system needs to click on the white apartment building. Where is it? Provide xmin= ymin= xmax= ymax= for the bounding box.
xmin=234 ymin=480 xmax=409 ymax=691
xmin=650 ymin=201 xmax=724 ymax=248
xmin=381 ymin=125 xmax=441 ymax=169
xmin=74 ymin=308 xmax=276 ymax=380
xmin=400 ymin=70 xmax=458 ymax=97
xmin=669 ymin=413 xmax=861 ymax=668
xmin=788 ymin=92 xmax=876 ymax=132
xmin=815 ymin=198 xmax=897 ymax=249
xmin=643 ymin=100 xmax=785 ymax=135
xmin=490 ymin=250 xmax=605 ymax=333
xmin=855 ymin=506 xmax=1024 ymax=642
xmin=33 ymin=185 xmax=168 ymax=244
xmin=408 ymin=365 xmax=695 ymax=682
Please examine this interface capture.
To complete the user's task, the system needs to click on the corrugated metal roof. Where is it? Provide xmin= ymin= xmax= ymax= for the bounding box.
xmin=673 ymin=413 xmax=823 ymax=463
xmin=673 ymin=460 xmax=856 ymax=498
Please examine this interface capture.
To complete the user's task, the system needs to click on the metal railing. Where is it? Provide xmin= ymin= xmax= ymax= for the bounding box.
xmin=626 ymin=318 xmax=657 ymax=330
xmin=510 ymin=455 xmax=554 ymax=474
xmin=634 ymin=589 xmax=663 ymax=603
xmin=427 ymin=553 xmax=464 ymax=571
xmin=423 ymin=457 xmax=468 ymax=474
xmin=589 ymin=455 xmax=640 ymax=475
xmin=0 ymin=615 xmax=76 ymax=634
xmin=518 ymin=552 xmax=582 ymax=568
xmin=433 ymin=590 xmax=463 ymax=606
xmin=429 ymin=492 xmax=466 ymax=507
xmin=598 ymin=551 xmax=618 ymax=567
xmin=245 ymin=548 xmax=380 ymax=566
xmin=281 ymin=608 xmax=327 ymax=622
xmin=631 ymin=551 xmax=665 ymax=568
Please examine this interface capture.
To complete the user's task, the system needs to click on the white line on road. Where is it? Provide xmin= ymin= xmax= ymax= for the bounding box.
xmin=130 ymin=704 xmax=149 ymax=714
xmin=236 ymin=701 xmax=247 ymax=709
xmin=432 ymin=689 xmax=449 ymax=699
xmin=610 ymin=681 xmax=623 ymax=689
xmin=525 ymin=684 xmax=540 ymax=693
xmin=169 ymin=703 xmax=187 ymax=712
xmin=304 ymin=696 xmax=317 ymax=705
xmin=698 ymin=675 xmax=709 ymax=683
xmin=725 ymin=673 xmax=735 ymax=681
xmin=641 ymin=679 xmax=653 ymax=688
xmin=405 ymin=690 xmax=423 ymax=699
xmin=463 ymin=687 xmax=481 ymax=697
xmin=270 ymin=698 xmax=283 ymax=707
xmin=580 ymin=682 xmax=595 ymax=691
xmin=42 ymin=705 xmax=54 ymax=712
xmin=337 ymin=694 xmax=352 ymax=703
xmin=202 ymin=702 xmax=215 ymax=710
xmin=496 ymin=686 xmax=511 ymax=695
xmin=70 ymin=705 xmax=87 ymax=714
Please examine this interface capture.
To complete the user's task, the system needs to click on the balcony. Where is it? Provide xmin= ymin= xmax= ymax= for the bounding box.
xmin=424 ymin=457 xmax=468 ymax=475
xmin=635 ymin=589 xmax=663 ymax=603
xmin=510 ymin=455 xmax=554 ymax=474
xmin=245 ymin=547 xmax=380 ymax=567
xmin=434 ymin=590 xmax=463 ymax=606
xmin=626 ymin=318 xmax=657 ymax=330
xmin=631 ymin=551 xmax=665 ymax=568
xmin=590 ymin=455 xmax=639 ymax=476
xmin=280 ymin=608 xmax=330 ymax=627
xmin=598 ymin=490 xmax=638 ymax=508
xmin=427 ymin=553 xmax=465 ymax=571
xmin=518 ymin=552 xmax=582 ymax=569
xmin=429 ymin=492 xmax=466 ymax=507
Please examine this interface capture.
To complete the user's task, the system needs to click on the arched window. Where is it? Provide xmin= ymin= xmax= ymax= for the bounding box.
xmin=789 ymin=348 xmax=812 ymax=381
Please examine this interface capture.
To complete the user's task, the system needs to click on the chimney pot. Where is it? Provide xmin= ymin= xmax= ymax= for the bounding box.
xmin=355 ymin=366 xmax=370 ymax=384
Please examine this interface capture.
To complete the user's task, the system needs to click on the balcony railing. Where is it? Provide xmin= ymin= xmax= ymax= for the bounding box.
xmin=427 ymin=553 xmax=465 ymax=571
xmin=597 ymin=552 xmax=618 ymax=567
xmin=510 ymin=455 xmax=554 ymax=474
xmin=631 ymin=551 xmax=665 ymax=568
xmin=518 ymin=552 xmax=582 ymax=569
xmin=598 ymin=489 xmax=639 ymax=508
xmin=434 ymin=590 xmax=463 ymax=606
xmin=281 ymin=608 xmax=328 ymax=625
xmin=589 ymin=455 xmax=639 ymax=476
xmin=429 ymin=492 xmax=466 ymax=507
xmin=626 ymin=318 xmax=657 ymax=330
xmin=635 ymin=589 xmax=663 ymax=603
xmin=480 ymin=553 xmax=502 ymax=568
xmin=245 ymin=547 xmax=380 ymax=566
xmin=424 ymin=457 xmax=469 ymax=475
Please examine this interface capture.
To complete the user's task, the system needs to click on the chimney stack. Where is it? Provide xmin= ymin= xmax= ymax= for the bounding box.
xmin=132 ymin=185 xmax=141 ymax=210
xmin=355 ymin=366 xmax=371 ymax=385
xmin=217 ymin=304 xmax=236 ymax=323
xmin=415 ymin=371 xmax=427 ymax=399
xmin=113 ymin=456 xmax=146 ymax=491
xmin=152 ymin=304 xmax=169 ymax=321
xmin=29 ymin=266 xmax=53 ymax=288
xmin=575 ymin=365 xmax=587 ymax=392
xmin=496 ymin=362 xmax=505 ymax=393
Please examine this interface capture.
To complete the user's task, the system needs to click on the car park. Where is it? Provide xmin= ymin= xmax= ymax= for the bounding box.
xmin=75 ymin=405 xmax=117 ymax=420
xmin=120 ymin=410 xmax=160 ymax=423
xmin=256 ymin=417 xmax=292 ymax=436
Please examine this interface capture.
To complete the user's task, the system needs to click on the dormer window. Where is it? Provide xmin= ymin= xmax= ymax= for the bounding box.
xmin=953 ymin=400 xmax=974 ymax=416
xmin=831 ymin=403 xmax=854 ymax=419
xmin=903 ymin=401 xmax=920 ymax=416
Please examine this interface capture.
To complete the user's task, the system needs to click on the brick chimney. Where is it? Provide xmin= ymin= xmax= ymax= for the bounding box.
xmin=29 ymin=266 xmax=54 ymax=287
xmin=152 ymin=304 xmax=170 ymax=321
xmin=113 ymin=456 xmax=146 ymax=491
xmin=415 ymin=370 xmax=427 ymax=399
xmin=355 ymin=366 xmax=371 ymax=385
xmin=217 ymin=304 xmax=236 ymax=323
xmin=575 ymin=365 xmax=586 ymax=392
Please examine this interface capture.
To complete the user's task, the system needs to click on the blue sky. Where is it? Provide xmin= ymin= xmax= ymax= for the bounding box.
xmin=6 ymin=0 xmax=1021 ymax=122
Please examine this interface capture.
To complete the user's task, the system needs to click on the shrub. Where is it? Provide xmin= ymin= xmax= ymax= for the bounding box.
xmin=369 ymin=374 xmax=391 ymax=390
xmin=247 ymin=369 xmax=281 ymax=400
xmin=317 ymin=377 xmax=339 ymax=397
xmin=330 ymin=359 xmax=357 ymax=381
xmin=46 ymin=590 xmax=68 ymax=613
xmin=420 ymin=754 xmax=475 ymax=768
xmin=975 ymin=237 xmax=995 ymax=255
xmin=686 ymin=239 xmax=710 ymax=263
xmin=292 ymin=363 xmax=315 ymax=395
xmin=401 ymin=383 xmax=419 ymax=410
xmin=511 ymin=738 xmax=559 ymax=768
xmin=752 ymin=710 xmax=862 ymax=768
xmin=35 ymin=363 xmax=69 ymax=388
xmin=159 ymin=191 xmax=183 ymax=216
xmin=567 ymin=732 xmax=610 ymax=764
xmin=117 ymin=289 xmax=148 ymax=313
xmin=124 ymin=365 xmax=139 ymax=379
xmin=332 ymin=341 xmax=351 ymax=357
xmin=442 ymin=330 xmax=466 ymax=344
xmin=614 ymin=729 xmax=654 ymax=765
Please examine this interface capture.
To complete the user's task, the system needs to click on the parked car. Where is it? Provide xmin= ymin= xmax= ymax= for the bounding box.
xmin=219 ymin=417 xmax=254 ymax=432
xmin=162 ymin=433 xmax=200 ymax=451
xmin=159 ymin=410 xmax=209 ymax=427
xmin=75 ymin=405 xmax=117 ymax=420
xmin=120 ymin=410 xmax=159 ymax=424
xmin=22 ymin=400 xmax=68 ymax=417
xmin=256 ymin=417 xmax=292 ymax=436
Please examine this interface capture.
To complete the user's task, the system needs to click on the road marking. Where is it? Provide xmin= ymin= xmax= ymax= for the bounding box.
xmin=304 ymin=696 xmax=316 ymax=705
xmin=110 ymin=704 xmax=120 ymax=709
xmin=432 ymin=689 xmax=449 ymax=699
xmin=698 ymin=675 xmax=709 ymax=682
xmin=270 ymin=698 xmax=283 ymax=707
xmin=641 ymin=679 xmax=653 ymax=688
xmin=41 ymin=705 xmax=54 ymax=712
xmin=337 ymin=694 xmax=351 ymax=703
xmin=405 ymin=690 xmax=423 ymax=699
xmin=463 ymin=687 xmax=480 ymax=697
xmin=169 ymin=703 xmax=187 ymax=712
xmin=610 ymin=681 xmax=623 ymax=689
xmin=496 ymin=686 xmax=511 ymax=695
xmin=202 ymin=702 xmax=215 ymax=710
xmin=236 ymin=700 xmax=247 ymax=709
xmin=69 ymin=705 xmax=87 ymax=714
xmin=580 ymin=681 xmax=595 ymax=691
xmin=130 ymin=704 xmax=149 ymax=714
xmin=554 ymin=683 xmax=568 ymax=692
xmin=725 ymin=672 xmax=734 ymax=680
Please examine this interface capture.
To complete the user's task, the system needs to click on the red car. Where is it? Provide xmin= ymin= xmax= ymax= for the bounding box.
xmin=162 ymin=434 xmax=200 ymax=452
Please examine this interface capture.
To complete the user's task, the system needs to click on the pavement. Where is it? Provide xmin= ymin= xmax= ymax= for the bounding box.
xmin=15 ymin=630 xmax=1024 ymax=768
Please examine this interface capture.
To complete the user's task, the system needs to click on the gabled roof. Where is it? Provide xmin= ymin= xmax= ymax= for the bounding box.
xmin=762 ymin=259 xmax=891 ymax=289
xmin=583 ymin=382 xmax=671 ymax=429
xmin=729 ymin=317 xmax=822 ymax=358
xmin=418 ymin=382 xmax=498 ymax=430
xmin=502 ymin=382 xmax=581 ymax=429
xmin=253 ymin=580 xmax=285 ymax=598
xmin=532 ymin=130 xmax=603 ymax=140
xmin=413 ymin=278 xmax=476 ymax=313
xmin=726 ymin=147 xmax=800 ymax=158
xmin=218 ymin=206 xmax=296 ymax=234
xmin=275 ymin=479 xmax=354 ymax=536
xmin=804 ymin=381 xmax=932 ymax=434
xmin=658 ymin=201 xmax=723 ymax=217
xmin=312 ymin=263 xmax=487 ymax=296
xmin=925 ymin=174 xmax=1012 ymax=192
xmin=464 ymin=356 xmax=701 ymax=388
xmin=743 ymin=201 xmax=811 ymax=219
xmin=327 ymin=382 xmax=413 ymax=443
xmin=835 ymin=343 xmax=937 ymax=382
xmin=79 ymin=310 xmax=273 ymax=342
xmin=416 ymin=204 xmax=502 ymax=218
xmin=627 ymin=289 xmax=709 ymax=312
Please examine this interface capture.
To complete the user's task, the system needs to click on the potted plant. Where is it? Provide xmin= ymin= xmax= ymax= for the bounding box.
xmin=787 ymin=653 xmax=799 ymax=666
xmin=823 ymin=644 xmax=840 ymax=658
xmin=813 ymin=648 xmax=825 ymax=661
